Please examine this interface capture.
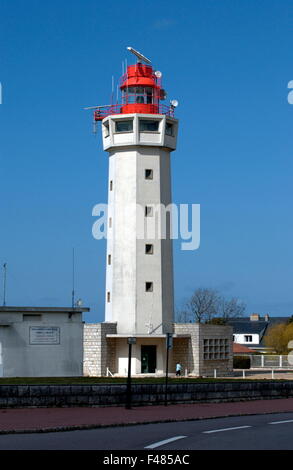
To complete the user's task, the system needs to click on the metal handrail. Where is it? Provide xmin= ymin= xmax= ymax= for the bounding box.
xmin=94 ymin=104 xmax=175 ymax=121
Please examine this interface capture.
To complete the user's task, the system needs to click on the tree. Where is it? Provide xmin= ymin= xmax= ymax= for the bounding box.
xmin=219 ymin=297 xmax=246 ymax=321
xmin=264 ymin=322 xmax=293 ymax=354
xmin=177 ymin=287 xmax=246 ymax=324
xmin=185 ymin=288 xmax=220 ymax=323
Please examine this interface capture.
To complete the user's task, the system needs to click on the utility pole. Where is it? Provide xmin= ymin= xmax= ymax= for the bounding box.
xmin=72 ymin=248 xmax=75 ymax=309
xmin=3 ymin=263 xmax=7 ymax=307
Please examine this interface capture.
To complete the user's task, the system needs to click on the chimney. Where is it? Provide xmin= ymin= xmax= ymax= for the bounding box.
xmin=250 ymin=314 xmax=260 ymax=322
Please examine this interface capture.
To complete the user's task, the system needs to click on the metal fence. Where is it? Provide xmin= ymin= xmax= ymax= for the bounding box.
xmin=250 ymin=355 xmax=292 ymax=369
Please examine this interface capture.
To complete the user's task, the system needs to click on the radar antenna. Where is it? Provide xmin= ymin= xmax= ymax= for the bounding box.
xmin=126 ymin=46 xmax=151 ymax=65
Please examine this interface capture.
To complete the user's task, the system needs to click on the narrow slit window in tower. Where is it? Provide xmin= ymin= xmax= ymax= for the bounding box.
xmin=145 ymin=282 xmax=153 ymax=293
xmin=145 ymin=169 xmax=153 ymax=180
xmin=145 ymin=244 xmax=154 ymax=255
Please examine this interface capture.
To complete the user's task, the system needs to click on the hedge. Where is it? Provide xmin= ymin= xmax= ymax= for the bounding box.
xmin=233 ymin=356 xmax=251 ymax=369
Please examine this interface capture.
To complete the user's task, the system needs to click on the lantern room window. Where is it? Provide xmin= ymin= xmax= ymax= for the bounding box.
xmin=115 ymin=120 xmax=133 ymax=132
xmin=146 ymin=89 xmax=153 ymax=104
xmin=122 ymin=87 xmax=154 ymax=105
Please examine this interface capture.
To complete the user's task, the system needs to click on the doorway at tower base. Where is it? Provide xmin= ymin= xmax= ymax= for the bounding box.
xmin=83 ymin=323 xmax=233 ymax=378
xmin=113 ymin=337 xmax=167 ymax=376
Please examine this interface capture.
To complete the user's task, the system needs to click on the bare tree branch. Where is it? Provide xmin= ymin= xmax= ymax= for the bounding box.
xmin=185 ymin=288 xmax=220 ymax=323
xmin=176 ymin=288 xmax=246 ymax=324
xmin=219 ymin=297 xmax=246 ymax=321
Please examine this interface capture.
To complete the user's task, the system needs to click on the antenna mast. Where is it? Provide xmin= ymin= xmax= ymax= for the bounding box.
xmin=111 ymin=76 xmax=114 ymax=105
xmin=3 ymin=263 xmax=7 ymax=307
xmin=72 ymin=249 xmax=75 ymax=309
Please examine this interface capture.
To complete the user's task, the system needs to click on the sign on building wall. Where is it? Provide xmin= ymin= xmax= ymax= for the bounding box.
xmin=29 ymin=327 xmax=60 ymax=345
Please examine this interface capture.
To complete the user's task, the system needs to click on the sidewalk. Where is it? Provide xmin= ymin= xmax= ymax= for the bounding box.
xmin=1 ymin=398 xmax=293 ymax=434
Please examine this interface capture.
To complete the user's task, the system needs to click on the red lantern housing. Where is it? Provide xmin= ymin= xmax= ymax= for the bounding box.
xmin=92 ymin=52 xmax=174 ymax=122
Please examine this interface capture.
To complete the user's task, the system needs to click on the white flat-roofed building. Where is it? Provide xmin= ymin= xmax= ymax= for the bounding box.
xmin=0 ymin=306 xmax=89 ymax=377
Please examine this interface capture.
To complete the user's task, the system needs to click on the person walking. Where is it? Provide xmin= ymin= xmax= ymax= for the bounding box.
xmin=176 ymin=362 xmax=182 ymax=377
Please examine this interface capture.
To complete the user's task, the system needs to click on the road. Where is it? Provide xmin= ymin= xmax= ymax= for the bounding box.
xmin=1 ymin=413 xmax=293 ymax=450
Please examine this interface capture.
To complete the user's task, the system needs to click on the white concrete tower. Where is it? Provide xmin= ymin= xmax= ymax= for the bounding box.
xmin=93 ymin=48 xmax=178 ymax=374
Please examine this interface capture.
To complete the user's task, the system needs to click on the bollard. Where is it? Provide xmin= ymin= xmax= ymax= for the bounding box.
xmin=272 ymin=369 xmax=274 ymax=380
xmin=214 ymin=369 xmax=217 ymax=379
xmin=243 ymin=370 xmax=246 ymax=379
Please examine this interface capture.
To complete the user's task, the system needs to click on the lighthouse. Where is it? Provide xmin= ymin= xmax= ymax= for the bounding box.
xmin=83 ymin=48 xmax=233 ymax=378
xmin=91 ymin=48 xmax=178 ymax=374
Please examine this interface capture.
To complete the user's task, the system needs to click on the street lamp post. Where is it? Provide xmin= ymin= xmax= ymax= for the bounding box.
xmin=126 ymin=337 xmax=136 ymax=409
xmin=164 ymin=333 xmax=173 ymax=407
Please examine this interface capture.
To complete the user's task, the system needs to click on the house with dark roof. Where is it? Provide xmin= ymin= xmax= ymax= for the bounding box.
xmin=228 ymin=314 xmax=291 ymax=353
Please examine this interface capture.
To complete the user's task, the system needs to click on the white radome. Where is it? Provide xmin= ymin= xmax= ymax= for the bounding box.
xmin=170 ymin=99 xmax=179 ymax=108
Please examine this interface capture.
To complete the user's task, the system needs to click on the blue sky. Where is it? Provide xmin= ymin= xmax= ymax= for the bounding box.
xmin=0 ymin=0 xmax=293 ymax=322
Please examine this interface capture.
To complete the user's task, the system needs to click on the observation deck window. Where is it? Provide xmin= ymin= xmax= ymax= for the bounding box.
xmin=115 ymin=120 xmax=133 ymax=132
xmin=139 ymin=120 xmax=159 ymax=132
xmin=103 ymin=121 xmax=110 ymax=137
xmin=165 ymin=122 xmax=174 ymax=136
